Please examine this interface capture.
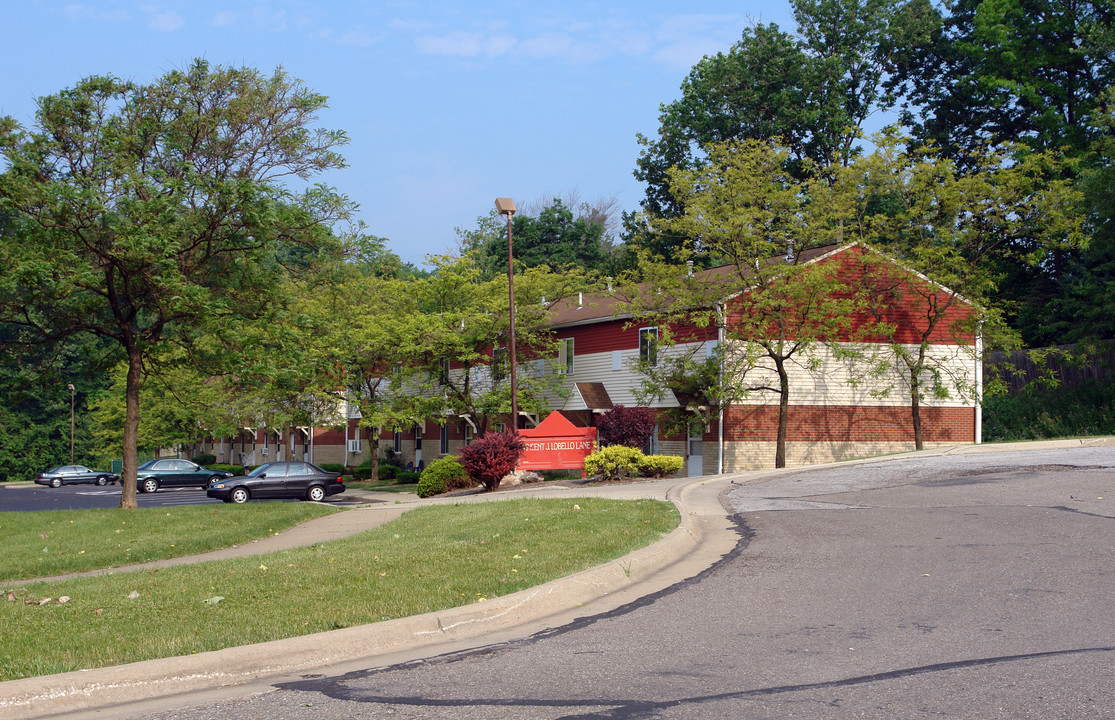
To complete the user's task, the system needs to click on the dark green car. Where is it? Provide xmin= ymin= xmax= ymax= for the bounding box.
xmin=136 ymin=459 xmax=233 ymax=493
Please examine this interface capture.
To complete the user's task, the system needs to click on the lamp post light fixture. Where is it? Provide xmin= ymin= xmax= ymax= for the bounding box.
xmin=494 ymin=197 xmax=518 ymax=431
xmin=67 ymin=383 xmax=75 ymax=464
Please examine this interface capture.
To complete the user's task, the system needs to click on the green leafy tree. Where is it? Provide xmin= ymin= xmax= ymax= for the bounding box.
xmin=893 ymin=0 xmax=1115 ymax=161
xmin=1055 ymin=88 xmax=1115 ymax=341
xmin=0 ymin=337 xmax=111 ymax=479
xmin=889 ymin=0 xmax=1113 ymax=344
xmin=631 ymin=0 xmax=935 ymax=259
xmin=631 ymin=139 xmax=860 ymax=468
xmin=459 ymin=198 xmax=617 ymax=279
xmin=411 ymin=255 xmax=576 ymax=436
xmin=0 ymin=60 xmax=351 ymax=507
xmin=841 ymin=136 xmax=1083 ymax=448
xmin=301 ymin=260 xmax=435 ymax=482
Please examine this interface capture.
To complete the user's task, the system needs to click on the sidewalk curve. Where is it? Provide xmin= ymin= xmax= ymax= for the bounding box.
xmin=0 ymin=474 xmax=741 ymax=720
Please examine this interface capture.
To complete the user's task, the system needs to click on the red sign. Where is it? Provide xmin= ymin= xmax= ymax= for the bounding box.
xmin=517 ymin=412 xmax=597 ymax=477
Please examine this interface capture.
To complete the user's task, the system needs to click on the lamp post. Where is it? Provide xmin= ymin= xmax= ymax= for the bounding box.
xmin=494 ymin=197 xmax=518 ymax=431
xmin=67 ymin=383 xmax=75 ymax=464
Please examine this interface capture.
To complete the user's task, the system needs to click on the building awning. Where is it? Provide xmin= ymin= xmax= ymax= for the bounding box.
xmin=575 ymin=382 xmax=614 ymax=413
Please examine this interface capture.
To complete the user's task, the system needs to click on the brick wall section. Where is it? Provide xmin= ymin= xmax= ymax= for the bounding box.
xmin=724 ymin=404 xmax=975 ymax=443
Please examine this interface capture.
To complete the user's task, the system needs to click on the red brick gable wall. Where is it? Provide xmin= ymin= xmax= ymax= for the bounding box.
xmin=721 ymin=245 xmax=976 ymax=346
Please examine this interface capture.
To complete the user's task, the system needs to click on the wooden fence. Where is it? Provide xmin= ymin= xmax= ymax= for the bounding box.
xmin=986 ymin=341 xmax=1115 ymax=393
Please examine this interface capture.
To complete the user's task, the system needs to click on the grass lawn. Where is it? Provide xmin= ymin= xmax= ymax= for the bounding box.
xmin=0 ymin=503 xmax=338 ymax=581
xmin=0 ymin=497 xmax=678 ymax=681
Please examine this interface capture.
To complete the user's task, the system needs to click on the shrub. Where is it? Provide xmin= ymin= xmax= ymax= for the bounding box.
xmin=210 ymin=464 xmax=244 ymax=476
xmin=583 ymin=445 xmax=645 ymax=481
xmin=351 ymin=467 xmax=374 ymax=481
xmin=319 ymin=463 xmax=347 ymax=474
xmin=191 ymin=453 xmax=217 ymax=466
xmin=395 ymin=470 xmax=420 ymax=483
xmin=983 ymin=380 xmax=1115 ymax=441
xmin=638 ymin=454 xmax=684 ymax=478
xmin=378 ymin=464 xmax=398 ymax=480
xmin=596 ymin=405 xmax=657 ymax=448
xmin=458 ymin=430 xmax=527 ymax=492
xmin=417 ymin=456 xmax=471 ymax=498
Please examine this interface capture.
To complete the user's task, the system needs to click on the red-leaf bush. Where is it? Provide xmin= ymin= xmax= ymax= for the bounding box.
xmin=596 ymin=405 xmax=657 ymax=448
xmin=458 ymin=430 xmax=527 ymax=492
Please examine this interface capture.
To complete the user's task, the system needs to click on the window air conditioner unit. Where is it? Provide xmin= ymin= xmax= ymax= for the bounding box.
xmin=347 ymin=440 xmax=361 ymax=452
xmin=260 ymin=447 xmax=268 ymax=456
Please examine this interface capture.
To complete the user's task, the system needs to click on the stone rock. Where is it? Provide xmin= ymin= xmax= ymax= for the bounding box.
xmin=501 ymin=470 xmax=545 ymax=486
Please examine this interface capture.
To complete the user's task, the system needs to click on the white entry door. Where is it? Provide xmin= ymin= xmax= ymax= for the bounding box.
xmin=687 ymin=423 xmax=703 ymax=477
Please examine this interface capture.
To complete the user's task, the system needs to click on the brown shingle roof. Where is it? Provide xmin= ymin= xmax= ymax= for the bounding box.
xmin=574 ymin=382 xmax=614 ymax=411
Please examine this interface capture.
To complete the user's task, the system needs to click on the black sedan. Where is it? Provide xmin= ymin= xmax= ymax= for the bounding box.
xmin=137 ymin=459 xmax=234 ymax=493
xmin=35 ymin=465 xmax=119 ymax=487
xmin=206 ymin=461 xmax=345 ymax=504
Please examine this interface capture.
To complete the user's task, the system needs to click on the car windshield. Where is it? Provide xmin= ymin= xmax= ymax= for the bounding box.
xmin=137 ymin=460 xmax=157 ymax=470
xmin=246 ymin=464 xmax=273 ymax=477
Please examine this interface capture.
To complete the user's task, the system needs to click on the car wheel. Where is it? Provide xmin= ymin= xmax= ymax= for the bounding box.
xmin=95 ymin=476 xmax=108 ymax=486
xmin=50 ymin=478 xmax=62 ymax=488
xmin=230 ymin=487 xmax=250 ymax=504
xmin=140 ymin=478 xmax=160 ymax=494
xmin=306 ymin=485 xmax=326 ymax=502
xmin=205 ymin=475 xmax=222 ymax=489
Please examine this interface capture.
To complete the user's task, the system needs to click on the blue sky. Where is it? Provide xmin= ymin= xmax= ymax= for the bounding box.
xmin=2 ymin=1 xmax=797 ymax=266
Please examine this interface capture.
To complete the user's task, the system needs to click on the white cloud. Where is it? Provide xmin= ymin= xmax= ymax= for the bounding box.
xmin=314 ymin=27 xmax=383 ymax=47
xmin=147 ymin=9 xmax=184 ymax=32
xmin=517 ymin=33 xmax=596 ymax=62
xmin=212 ymin=10 xmax=237 ymax=27
xmin=415 ymin=31 xmax=516 ymax=59
xmin=61 ymin=4 xmax=130 ymax=23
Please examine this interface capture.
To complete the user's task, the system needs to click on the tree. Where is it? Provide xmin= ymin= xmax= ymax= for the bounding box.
xmin=596 ymin=405 xmax=657 ymax=448
xmin=1054 ymin=88 xmax=1115 ymax=342
xmin=842 ymin=136 xmax=1083 ymax=448
xmin=893 ymin=0 xmax=1115 ymax=162
xmin=888 ymin=0 xmax=1113 ymax=344
xmin=630 ymin=0 xmax=935 ymax=259
xmin=0 ymin=60 xmax=350 ymax=507
xmin=459 ymin=198 xmax=618 ymax=280
xmin=301 ymin=258 xmax=433 ymax=483
xmin=409 ymin=255 xmax=575 ymax=435
xmin=631 ymin=139 xmax=860 ymax=468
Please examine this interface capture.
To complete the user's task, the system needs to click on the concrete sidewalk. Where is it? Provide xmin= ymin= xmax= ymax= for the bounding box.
xmin=0 ymin=475 xmax=742 ymax=720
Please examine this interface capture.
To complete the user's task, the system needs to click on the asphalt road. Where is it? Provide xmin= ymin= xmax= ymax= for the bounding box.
xmin=55 ymin=445 xmax=1115 ymax=718
xmin=0 ymin=484 xmax=361 ymax=510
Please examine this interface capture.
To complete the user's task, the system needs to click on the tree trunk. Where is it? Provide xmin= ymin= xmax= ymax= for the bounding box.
xmin=119 ymin=344 xmax=142 ymax=509
xmin=910 ymin=366 xmax=924 ymax=451
xmin=775 ymin=357 xmax=789 ymax=469
xmin=369 ymin=426 xmax=380 ymax=484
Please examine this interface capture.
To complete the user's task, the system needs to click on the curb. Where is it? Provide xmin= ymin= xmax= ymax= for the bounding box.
xmin=0 ymin=475 xmax=739 ymax=719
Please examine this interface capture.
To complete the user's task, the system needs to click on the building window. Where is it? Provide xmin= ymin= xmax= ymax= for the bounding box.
xmin=639 ymin=327 xmax=658 ymax=367
xmin=557 ymin=337 xmax=574 ymax=375
xmin=414 ymin=424 xmax=423 ymax=450
xmin=492 ymin=345 xmax=506 ymax=383
xmin=464 ymin=422 xmax=473 ymax=445
xmin=440 ymin=425 xmax=449 ymax=454
xmin=393 ymin=431 xmax=402 ymax=454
